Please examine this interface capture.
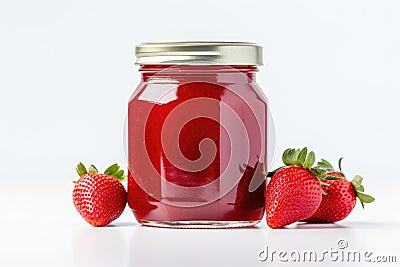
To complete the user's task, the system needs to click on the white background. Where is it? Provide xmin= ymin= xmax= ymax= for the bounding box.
xmin=1 ymin=0 xmax=400 ymax=266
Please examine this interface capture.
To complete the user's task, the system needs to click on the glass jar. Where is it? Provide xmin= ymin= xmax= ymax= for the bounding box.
xmin=127 ymin=42 xmax=268 ymax=228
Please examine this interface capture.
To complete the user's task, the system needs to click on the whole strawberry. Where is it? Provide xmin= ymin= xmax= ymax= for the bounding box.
xmin=265 ymin=148 xmax=333 ymax=229
xmin=73 ymin=163 xmax=127 ymax=227
xmin=305 ymin=158 xmax=374 ymax=223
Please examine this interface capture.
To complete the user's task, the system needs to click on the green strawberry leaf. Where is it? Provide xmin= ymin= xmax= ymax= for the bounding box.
xmin=113 ymin=169 xmax=126 ymax=181
xmin=350 ymin=175 xmax=374 ymax=208
xmin=338 ymin=157 xmax=344 ymax=172
xmin=356 ymin=191 xmax=375 ymax=205
xmin=351 ymin=175 xmax=365 ymax=192
xmin=297 ymin=147 xmax=307 ymax=166
xmin=310 ymin=166 xmax=325 ymax=179
xmin=76 ymin=162 xmax=87 ymax=177
xmin=282 ymin=148 xmax=291 ymax=165
xmin=320 ymin=159 xmax=333 ymax=167
xmin=293 ymin=148 xmax=301 ymax=164
xmin=103 ymin=163 xmax=127 ymax=182
xmin=283 ymin=148 xmax=296 ymax=166
xmin=324 ymin=175 xmax=343 ymax=180
xmin=74 ymin=162 xmax=126 ymax=183
xmin=357 ymin=184 xmax=365 ymax=192
xmin=316 ymin=159 xmax=335 ymax=172
xmin=104 ymin=163 xmax=119 ymax=176
xmin=88 ymin=165 xmax=98 ymax=174
xmin=352 ymin=175 xmax=363 ymax=185
xmin=303 ymin=151 xmax=316 ymax=169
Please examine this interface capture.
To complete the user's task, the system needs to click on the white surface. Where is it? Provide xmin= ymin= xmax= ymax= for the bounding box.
xmin=1 ymin=0 xmax=400 ymax=266
xmin=0 ymin=179 xmax=399 ymax=267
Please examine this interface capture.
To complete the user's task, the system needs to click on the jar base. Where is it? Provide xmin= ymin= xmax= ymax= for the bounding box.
xmin=139 ymin=220 xmax=261 ymax=229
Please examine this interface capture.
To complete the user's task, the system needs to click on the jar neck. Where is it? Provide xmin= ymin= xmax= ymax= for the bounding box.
xmin=139 ymin=65 xmax=258 ymax=84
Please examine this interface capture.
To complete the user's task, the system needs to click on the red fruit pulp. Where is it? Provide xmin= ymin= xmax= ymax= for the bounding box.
xmin=127 ymin=65 xmax=267 ymax=223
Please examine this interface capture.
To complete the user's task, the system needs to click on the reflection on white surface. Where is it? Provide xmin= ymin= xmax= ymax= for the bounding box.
xmin=72 ymin=226 xmax=128 ymax=267
xmin=1 ymin=181 xmax=400 ymax=267
xmin=128 ymin=226 xmax=266 ymax=267
xmin=123 ymin=221 xmax=399 ymax=267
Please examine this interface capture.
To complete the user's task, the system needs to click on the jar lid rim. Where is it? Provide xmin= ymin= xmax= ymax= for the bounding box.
xmin=135 ymin=41 xmax=263 ymax=66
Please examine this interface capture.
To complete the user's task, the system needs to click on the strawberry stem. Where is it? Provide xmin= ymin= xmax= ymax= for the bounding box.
xmin=75 ymin=162 xmax=127 ymax=182
xmin=267 ymin=147 xmax=334 ymax=182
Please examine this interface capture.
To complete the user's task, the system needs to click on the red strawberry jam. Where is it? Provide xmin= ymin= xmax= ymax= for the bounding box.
xmin=128 ymin=42 xmax=267 ymax=228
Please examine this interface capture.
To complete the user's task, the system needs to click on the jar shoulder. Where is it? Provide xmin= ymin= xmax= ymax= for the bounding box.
xmin=129 ymin=80 xmax=267 ymax=107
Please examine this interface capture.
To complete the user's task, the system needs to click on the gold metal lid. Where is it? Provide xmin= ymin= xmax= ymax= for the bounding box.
xmin=135 ymin=41 xmax=263 ymax=65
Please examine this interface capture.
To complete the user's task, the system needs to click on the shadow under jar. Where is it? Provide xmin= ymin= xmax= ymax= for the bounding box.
xmin=128 ymin=42 xmax=268 ymax=228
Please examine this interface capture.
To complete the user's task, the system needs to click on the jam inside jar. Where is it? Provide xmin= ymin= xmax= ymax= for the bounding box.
xmin=128 ymin=42 xmax=267 ymax=228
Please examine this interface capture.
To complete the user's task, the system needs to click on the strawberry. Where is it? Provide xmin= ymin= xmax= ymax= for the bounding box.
xmin=305 ymin=158 xmax=374 ymax=223
xmin=73 ymin=163 xmax=127 ymax=227
xmin=264 ymin=148 xmax=334 ymax=229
